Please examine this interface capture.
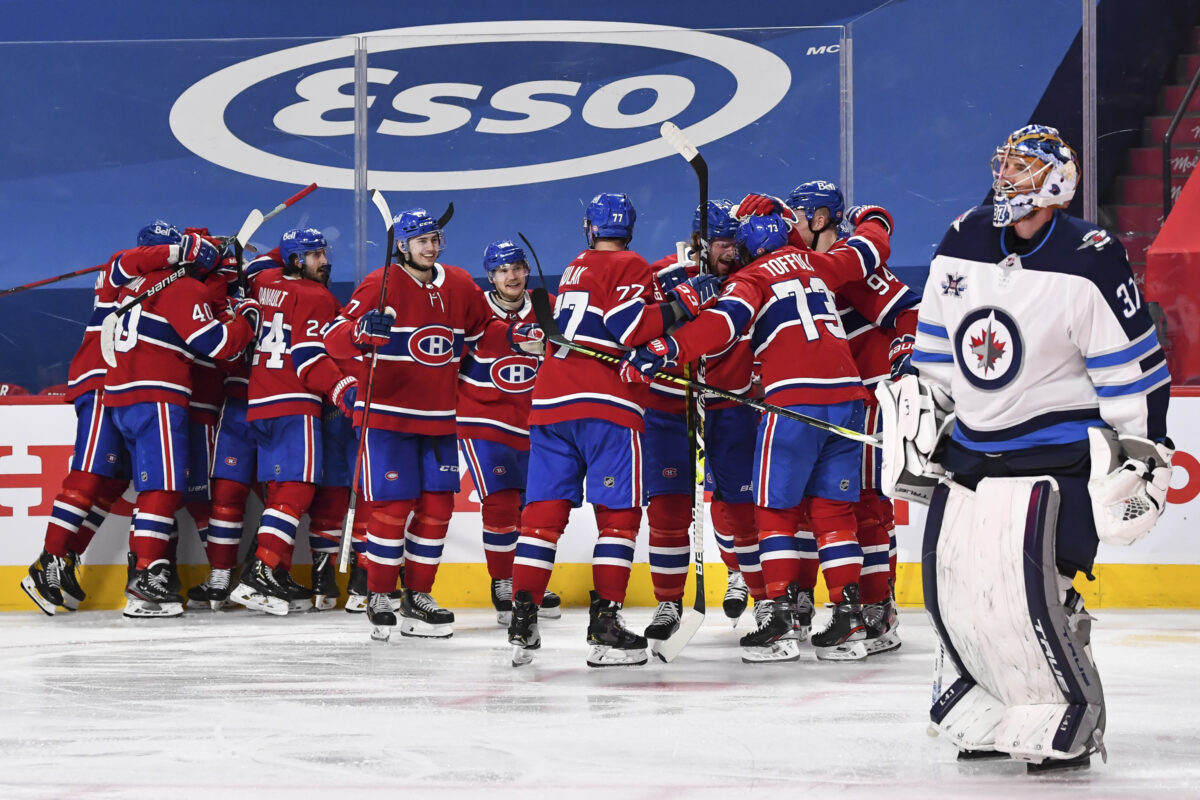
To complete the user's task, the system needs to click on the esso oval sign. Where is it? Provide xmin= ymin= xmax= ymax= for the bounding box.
xmin=169 ymin=20 xmax=791 ymax=191
xmin=408 ymin=325 xmax=457 ymax=366
xmin=490 ymin=356 xmax=540 ymax=393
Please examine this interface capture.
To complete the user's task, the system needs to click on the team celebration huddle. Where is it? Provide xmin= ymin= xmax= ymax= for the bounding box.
xmin=17 ymin=124 xmax=1174 ymax=771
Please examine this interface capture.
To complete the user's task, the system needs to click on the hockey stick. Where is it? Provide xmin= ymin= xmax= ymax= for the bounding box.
xmin=531 ymin=288 xmax=880 ymax=446
xmin=2 ymin=264 xmax=103 ymax=296
xmin=99 ymin=183 xmax=319 ymax=368
xmin=437 ymin=202 xmax=454 ymax=230
xmin=339 ymin=188 xmax=396 ymax=573
xmin=517 ymin=232 xmax=547 ymax=292
xmin=927 ymin=639 xmax=946 ymax=737
xmin=656 ymin=121 xmax=710 ymax=662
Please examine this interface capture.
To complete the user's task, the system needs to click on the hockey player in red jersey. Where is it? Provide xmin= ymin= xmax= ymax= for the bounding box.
xmin=787 ymin=181 xmax=919 ymax=656
xmin=622 ymin=202 xmax=893 ymax=662
xmin=506 ymin=192 xmax=721 ymax=667
xmin=637 ymin=200 xmax=761 ymax=648
xmin=20 ymin=221 xmax=183 ymax=615
xmin=102 ymin=231 xmax=260 ymax=617
xmin=457 ymin=240 xmax=563 ymax=624
xmin=325 ymin=208 xmax=507 ymax=639
xmin=229 ymin=228 xmax=357 ymax=615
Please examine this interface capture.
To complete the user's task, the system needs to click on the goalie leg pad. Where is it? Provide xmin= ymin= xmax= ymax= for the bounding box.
xmin=926 ymin=477 xmax=1106 ymax=764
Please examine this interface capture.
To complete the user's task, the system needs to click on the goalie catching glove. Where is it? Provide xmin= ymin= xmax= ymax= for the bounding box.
xmin=1087 ymin=427 xmax=1174 ymax=546
xmin=874 ymin=374 xmax=954 ymax=504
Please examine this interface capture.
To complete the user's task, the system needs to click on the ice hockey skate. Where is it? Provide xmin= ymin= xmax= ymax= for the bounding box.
xmin=644 ymin=600 xmax=682 ymax=652
xmin=345 ymin=551 xmax=368 ymax=613
xmin=59 ymin=551 xmax=85 ymax=611
xmin=399 ymin=589 xmax=455 ymax=638
xmin=723 ymin=570 xmax=748 ymax=624
xmin=229 ymin=557 xmax=290 ymax=616
xmin=813 ymin=583 xmax=868 ymax=661
xmin=21 ymin=550 xmax=65 ymax=615
xmin=863 ymin=598 xmax=901 ymax=655
xmin=491 ymin=578 xmax=561 ymax=624
xmin=740 ymin=598 xmax=800 ymax=663
xmin=586 ymin=591 xmax=648 ymax=667
xmin=792 ymin=585 xmax=815 ymax=641
xmin=123 ymin=559 xmax=184 ymax=618
xmin=508 ymin=590 xmax=541 ymax=666
xmin=275 ymin=565 xmax=314 ymax=612
xmin=367 ymin=591 xmax=397 ymax=642
xmin=310 ymin=552 xmax=340 ymax=611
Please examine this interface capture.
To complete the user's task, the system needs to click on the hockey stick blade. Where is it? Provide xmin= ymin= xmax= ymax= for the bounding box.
xmin=234 ymin=209 xmax=265 ymax=249
xmin=370 ymin=189 xmax=394 ymax=231
xmin=660 ymin=121 xmax=700 ymax=163
xmin=437 ymin=202 xmax=454 ymax=229
xmin=517 ymin=232 xmax=547 ymax=292
xmin=529 ymin=288 xmax=880 ymax=447
xmin=655 ymin=608 xmax=705 ymax=663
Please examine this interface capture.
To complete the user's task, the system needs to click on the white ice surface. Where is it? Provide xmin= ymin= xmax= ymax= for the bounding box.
xmin=1 ymin=607 xmax=1198 ymax=799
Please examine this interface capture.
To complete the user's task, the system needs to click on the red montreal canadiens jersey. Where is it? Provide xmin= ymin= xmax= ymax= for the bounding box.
xmin=103 ymin=270 xmax=256 ymax=408
xmin=836 ymin=263 xmax=921 ymax=400
xmin=325 ymin=262 xmax=499 ymax=436
xmin=66 ymin=245 xmax=176 ymax=402
xmin=248 ymin=272 xmax=346 ymax=421
xmin=672 ymin=223 xmax=891 ymax=408
xmin=640 ymin=253 xmax=754 ymax=415
xmin=531 ymin=248 xmax=676 ymax=432
xmin=457 ymin=291 xmax=550 ymax=450
xmin=224 ymin=260 xmax=285 ymax=402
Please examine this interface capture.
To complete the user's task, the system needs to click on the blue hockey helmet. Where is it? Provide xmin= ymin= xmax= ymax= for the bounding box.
xmin=483 ymin=239 xmax=527 ymax=275
xmin=693 ymin=199 xmax=739 ymax=240
xmin=734 ymin=213 xmax=789 ymax=263
xmin=280 ymin=227 xmax=329 ymax=270
xmin=990 ymin=124 xmax=1078 ymax=226
xmin=393 ymin=208 xmax=444 ymax=256
xmin=583 ymin=193 xmax=636 ymax=248
xmin=786 ymin=180 xmax=845 ymax=224
xmin=137 ymin=219 xmax=181 ymax=247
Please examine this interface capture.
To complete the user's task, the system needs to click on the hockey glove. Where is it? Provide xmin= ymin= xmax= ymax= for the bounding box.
xmin=175 ymin=233 xmax=221 ymax=273
xmin=888 ymin=334 xmax=917 ymax=379
xmin=352 ymin=307 xmax=394 ymax=350
xmin=507 ymin=322 xmax=545 ymax=355
xmin=845 ymin=205 xmax=894 ymax=235
xmin=668 ymin=273 xmax=722 ymax=319
xmin=734 ymin=194 xmax=800 ymax=229
xmin=655 ymin=262 xmax=691 ymax=293
xmin=234 ymin=297 xmax=262 ymax=339
xmin=619 ymin=336 xmax=680 ymax=384
xmin=330 ymin=376 xmax=359 ymax=418
xmin=1087 ymin=428 xmax=1175 ymax=546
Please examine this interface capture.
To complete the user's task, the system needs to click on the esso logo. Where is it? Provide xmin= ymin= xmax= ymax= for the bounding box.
xmin=408 ymin=325 xmax=456 ymax=367
xmin=490 ymin=356 xmax=539 ymax=393
xmin=169 ymin=21 xmax=791 ymax=190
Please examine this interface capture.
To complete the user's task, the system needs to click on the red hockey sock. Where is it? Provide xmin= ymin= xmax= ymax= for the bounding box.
xmin=648 ymin=494 xmax=691 ymax=603
xmin=810 ymin=498 xmax=862 ymax=603
xmin=43 ymin=470 xmax=109 ymax=557
xmin=593 ymin=506 xmax=641 ymax=604
xmin=481 ymin=489 xmax=521 ymax=580
xmin=131 ymin=491 xmax=182 ymax=569
xmin=184 ymin=499 xmax=211 ymax=546
xmin=308 ymin=485 xmax=349 ymax=557
xmin=403 ymin=491 xmax=454 ymax=593
xmin=366 ymin=500 xmax=414 ymax=593
xmin=207 ymin=478 xmax=250 ymax=570
xmin=513 ymin=499 xmax=571 ymax=603
xmin=255 ymin=481 xmax=315 ymax=570
xmin=854 ymin=497 xmax=892 ymax=604
xmin=710 ymin=500 xmax=741 ymax=573
xmin=65 ymin=476 xmax=127 ymax=555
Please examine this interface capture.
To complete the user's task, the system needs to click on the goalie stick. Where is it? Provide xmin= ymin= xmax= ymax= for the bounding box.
xmin=99 ymin=183 xmax=319 ymax=368
xmin=339 ymin=188 xmax=396 ymax=573
xmin=529 ymin=288 xmax=880 ymax=447
xmin=655 ymin=121 xmax=710 ymax=662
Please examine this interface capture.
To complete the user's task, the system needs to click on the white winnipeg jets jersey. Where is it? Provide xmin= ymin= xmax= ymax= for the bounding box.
xmin=913 ymin=207 xmax=1169 ymax=451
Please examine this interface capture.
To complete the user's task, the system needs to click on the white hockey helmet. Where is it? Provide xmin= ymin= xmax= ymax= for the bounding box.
xmin=990 ymin=124 xmax=1078 ymax=227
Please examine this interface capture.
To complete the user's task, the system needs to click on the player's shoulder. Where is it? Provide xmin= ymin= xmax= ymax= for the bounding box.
xmin=649 ymin=253 xmax=679 ymax=270
xmin=1036 ymin=213 xmax=1131 ymax=291
xmin=934 ymin=206 xmax=994 ymax=251
xmin=438 ymin=262 xmax=482 ymax=289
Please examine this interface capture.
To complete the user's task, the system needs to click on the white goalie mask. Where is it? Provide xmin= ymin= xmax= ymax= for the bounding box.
xmin=990 ymin=124 xmax=1079 ymax=227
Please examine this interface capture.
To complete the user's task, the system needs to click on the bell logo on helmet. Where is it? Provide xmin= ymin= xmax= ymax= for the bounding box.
xmin=169 ymin=21 xmax=790 ymax=191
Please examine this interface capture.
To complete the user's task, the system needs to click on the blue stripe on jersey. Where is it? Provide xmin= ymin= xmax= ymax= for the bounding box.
xmin=605 ymin=300 xmax=645 ymax=343
xmin=292 ymin=341 xmax=326 ymax=371
xmin=137 ymin=314 xmax=187 ymax=351
xmin=186 ymin=319 xmax=229 ymax=358
xmin=917 ymin=321 xmax=949 ymax=339
xmin=952 ymin=418 xmax=1106 ymax=451
xmin=751 ymin=292 xmax=833 ymax=352
xmin=955 ymin=407 xmax=1101 ymax=443
xmin=912 ymin=349 xmax=953 ymax=363
xmin=1094 ymin=364 xmax=1171 ymax=397
xmin=376 ymin=329 xmax=466 ymax=360
xmin=1085 ymin=334 xmax=1160 ymax=370
xmin=843 ymin=237 xmax=879 ymax=276
xmin=878 ymin=287 xmax=921 ymax=329
xmin=712 ymin=297 xmax=754 ymax=338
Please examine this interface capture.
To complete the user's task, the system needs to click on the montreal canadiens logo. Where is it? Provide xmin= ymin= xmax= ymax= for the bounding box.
xmin=489 ymin=356 xmax=539 ymax=393
xmin=408 ymin=325 xmax=456 ymax=366
xmin=493 ymin=466 xmax=507 ymax=476
xmin=954 ymin=307 xmax=1024 ymax=391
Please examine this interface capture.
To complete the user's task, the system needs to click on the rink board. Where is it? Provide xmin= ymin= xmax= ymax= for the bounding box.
xmin=2 ymin=392 xmax=1198 ymax=610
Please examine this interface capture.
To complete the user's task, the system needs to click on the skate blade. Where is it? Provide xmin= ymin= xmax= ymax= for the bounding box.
xmin=795 ymin=625 xmax=811 ymax=642
xmin=815 ymin=641 xmax=868 ymax=661
xmin=740 ymin=639 xmax=801 ymax=663
xmin=20 ymin=577 xmax=58 ymax=616
xmin=587 ymin=645 xmax=648 ymax=667
xmin=496 ymin=610 xmax=513 ymax=626
xmin=865 ymin=633 xmax=902 ymax=655
xmin=288 ymin=599 xmax=312 ymax=612
xmin=230 ymin=586 xmax=289 ymax=616
xmin=344 ymin=595 xmax=368 ymax=614
xmin=122 ymin=599 xmax=184 ymax=618
xmin=399 ymin=618 xmax=454 ymax=638
xmin=1026 ymin=755 xmax=1091 ymax=774
xmin=511 ymin=645 xmax=536 ymax=667
xmin=957 ymin=749 xmax=1009 ymax=761
xmin=723 ymin=604 xmax=747 ymax=622
xmin=61 ymin=594 xmax=82 ymax=611
xmin=209 ymin=599 xmax=236 ymax=611
xmin=538 ymin=606 xmax=562 ymax=620
xmin=313 ymin=596 xmax=338 ymax=612
xmin=370 ymin=625 xmax=392 ymax=642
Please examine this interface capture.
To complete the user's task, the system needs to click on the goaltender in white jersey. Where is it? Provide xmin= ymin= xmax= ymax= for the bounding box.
xmin=880 ymin=124 xmax=1173 ymax=773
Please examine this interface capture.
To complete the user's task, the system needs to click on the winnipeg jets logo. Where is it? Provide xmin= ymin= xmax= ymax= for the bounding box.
xmin=955 ymin=307 xmax=1023 ymax=390
xmin=941 ymin=273 xmax=966 ymax=297
xmin=1077 ymin=229 xmax=1112 ymax=251
xmin=951 ymin=207 xmax=976 ymax=232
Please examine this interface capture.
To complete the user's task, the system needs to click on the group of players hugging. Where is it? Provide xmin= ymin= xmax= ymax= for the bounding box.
xmin=19 ymin=124 xmax=1175 ymax=771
